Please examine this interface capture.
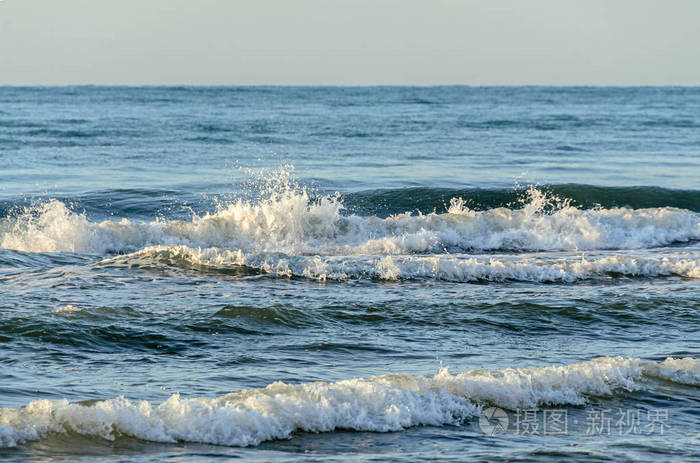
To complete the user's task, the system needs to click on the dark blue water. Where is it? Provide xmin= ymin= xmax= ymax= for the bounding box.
xmin=0 ymin=87 xmax=698 ymax=462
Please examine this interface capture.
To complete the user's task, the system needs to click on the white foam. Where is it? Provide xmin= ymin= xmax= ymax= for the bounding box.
xmin=0 ymin=356 xmax=697 ymax=448
xmin=1 ymin=186 xmax=699 ymax=255
xmin=53 ymin=304 xmax=84 ymax=314
xmin=107 ymin=245 xmax=700 ymax=282
xmin=646 ymin=357 xmax=700 ymax=386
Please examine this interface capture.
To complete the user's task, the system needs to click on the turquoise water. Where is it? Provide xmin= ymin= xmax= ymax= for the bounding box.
xmin=0 ymin=86 xmax=698 ymax=462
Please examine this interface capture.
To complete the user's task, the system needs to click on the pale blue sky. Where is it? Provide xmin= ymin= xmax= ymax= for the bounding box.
xmin=1 ymin=0 xmax=699 ymax=85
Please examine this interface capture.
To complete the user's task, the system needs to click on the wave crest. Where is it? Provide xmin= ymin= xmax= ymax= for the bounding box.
xmin=2 ymin=186 xmax=698 ymax=256
xmin=1 ymin=356 xmax=697 ymax=448
xmin=104 ymin=245 xmax=700 ymax=282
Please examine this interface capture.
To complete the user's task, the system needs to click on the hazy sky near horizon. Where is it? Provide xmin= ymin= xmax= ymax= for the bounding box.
xmin=1 ymin=0 xmax=699 ymax=86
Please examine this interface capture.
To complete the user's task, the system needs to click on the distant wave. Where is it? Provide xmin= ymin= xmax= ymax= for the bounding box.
xmin=1 ymin=357 xmax=697 ymax=448
xmin=1 ymin=183 xmax=698 ymax=256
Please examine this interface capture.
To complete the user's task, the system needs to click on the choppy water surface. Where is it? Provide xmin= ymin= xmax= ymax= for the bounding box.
xmin=0 ymin=87 xmax=699 ymax=462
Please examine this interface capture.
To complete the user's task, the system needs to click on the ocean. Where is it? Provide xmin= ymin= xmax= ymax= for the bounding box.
xmin=0 ymin=86 xmax=698 ymax=462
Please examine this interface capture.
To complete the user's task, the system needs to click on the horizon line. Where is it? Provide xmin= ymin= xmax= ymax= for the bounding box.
xmin=1 ymin=83 xmax=700 ymax=89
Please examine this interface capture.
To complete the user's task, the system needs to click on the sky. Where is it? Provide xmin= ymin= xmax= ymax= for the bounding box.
xmin=1 ymin=0 xmax=699 ymax=86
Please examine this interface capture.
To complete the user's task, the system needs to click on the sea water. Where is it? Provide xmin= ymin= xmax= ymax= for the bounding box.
xmin=0 ymin=86 xmax=698 ymax=462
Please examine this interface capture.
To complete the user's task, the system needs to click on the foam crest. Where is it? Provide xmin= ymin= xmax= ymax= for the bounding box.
xmin=0 ymin=357 xmax=696 ymax=448
xmin=53 ymin=304 xmax=84 ymax=314
xmin=111 ymin=245 xmax=700 ymax=282
xmin=2 ymin=173 xmax=699 ymax=255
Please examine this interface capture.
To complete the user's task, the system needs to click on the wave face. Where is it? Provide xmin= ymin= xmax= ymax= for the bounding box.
xmin=342 ymin=185 xmax=700 ymax=215
xmin=2 ymin=181 xmax=699 ymax=257
xmin=1 ymin=357 xmax=697 ymax=448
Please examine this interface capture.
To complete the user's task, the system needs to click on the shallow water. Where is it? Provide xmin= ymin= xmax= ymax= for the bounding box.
xmin=0 ymin=86 xmax=699 ymax=462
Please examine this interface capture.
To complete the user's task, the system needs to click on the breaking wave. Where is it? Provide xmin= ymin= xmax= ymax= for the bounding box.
xmin=1 ymin=172 xmax=698 ymax=256
xmin=1 ymin=356 xmax=697 ymax=448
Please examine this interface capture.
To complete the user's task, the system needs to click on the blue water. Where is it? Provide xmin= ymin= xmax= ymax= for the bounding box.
xmin=0 ymin=86 xmax=698 ymax=462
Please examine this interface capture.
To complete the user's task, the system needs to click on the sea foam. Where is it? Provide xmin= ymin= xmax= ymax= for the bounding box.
xmin=1 ymin=356 xmax=697 ymax=448
xmin=104 ymin=245 xmax=700 ymax=282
